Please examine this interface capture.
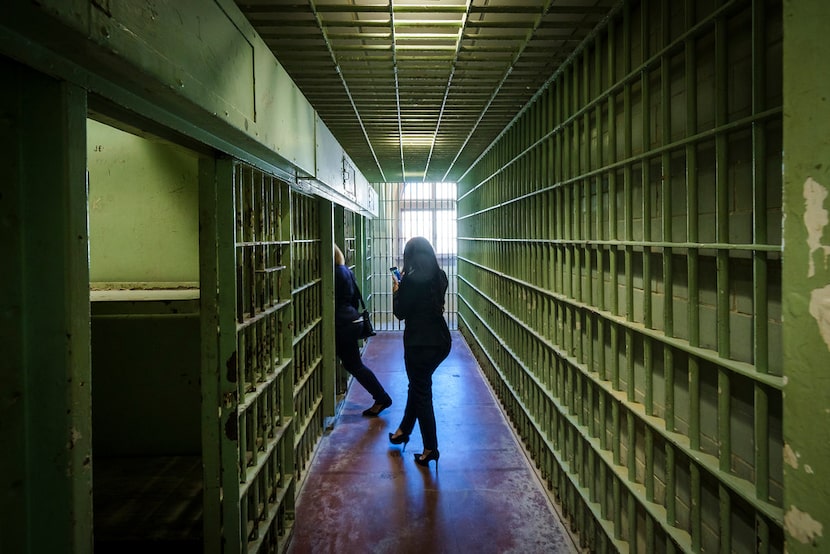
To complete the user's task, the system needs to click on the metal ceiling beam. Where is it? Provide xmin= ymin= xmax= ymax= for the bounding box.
xmin=308 ymin=0 xmax=387 ymax=181
xmin=240 ymin=4 xmax=609 ymax=15
xmin=442 ymin=0 xmax=555 ymax=182
xmin=422 ymin=0 xmax=472 ymax=182
xmin=389 ymin=0 xmax=406 ymax=181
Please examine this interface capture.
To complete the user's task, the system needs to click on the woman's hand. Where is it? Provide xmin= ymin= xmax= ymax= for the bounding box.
xmin=391 ymin=276 xmax=399 ymax=293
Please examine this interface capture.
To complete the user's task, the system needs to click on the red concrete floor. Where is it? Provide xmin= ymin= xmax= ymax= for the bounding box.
xmin=286 ymin=331 xmax=579 ymax=554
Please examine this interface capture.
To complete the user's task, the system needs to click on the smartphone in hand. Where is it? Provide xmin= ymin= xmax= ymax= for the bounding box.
xmin=389 ymin=266 xmax=402 ymax=281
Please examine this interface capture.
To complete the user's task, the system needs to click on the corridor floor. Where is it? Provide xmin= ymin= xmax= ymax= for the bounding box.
xmin=286 ymin=331 xmax=579 ymax=554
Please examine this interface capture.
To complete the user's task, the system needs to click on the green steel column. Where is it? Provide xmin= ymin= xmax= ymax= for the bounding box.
xmin=751 ymin=0 xmax=771 ymax=507
xmin=714 ymin=9 xmax=732 ymax=477
xmin=320 ymin=199 xmax=335 ymax=419
xmin=661 ymin=0 xmax=675 ymax=431
xmin=782 ymin=0 xmax=830 ymax=551
xmin=0 ymin=60 xmax=92 ymax=554
xmin=215 ymin=158 xmax=243 ymax=554
xmin=198 ymin=157 xmax=222 ymax=554
xmin=685 ymin=0 xmax=701 ymax=453
xmin=641 ymin=1 xmax=654 ymax=416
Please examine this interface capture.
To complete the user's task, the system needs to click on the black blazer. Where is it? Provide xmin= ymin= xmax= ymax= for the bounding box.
xmin=393 ymin=268 xmax=451 ymax=348
xmin=334 ymin=264 xmax=361 ymax=327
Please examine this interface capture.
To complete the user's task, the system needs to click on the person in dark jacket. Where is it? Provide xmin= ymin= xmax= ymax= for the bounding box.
xmin=334 ymin=244 xmax=392 ymax=417
xmin=388 ymin=236 xmax=452 ymax=468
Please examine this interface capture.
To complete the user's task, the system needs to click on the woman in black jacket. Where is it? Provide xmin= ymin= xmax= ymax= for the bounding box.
xmin=388 ymin=237 xmax=452 ymax=468
xmin=334 ymin=245 xmax=392 ymax=417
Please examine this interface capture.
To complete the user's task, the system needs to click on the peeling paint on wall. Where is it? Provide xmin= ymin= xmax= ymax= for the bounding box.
xmin=809 ymin=284 xmax=830 ymax=351
xmin=785 ymin=505 xmax=824 ymax=544
xmin=804 ymin=177 xmax=830 ymax=278
xmin=784 ymin=443 xmax=800 ymax=469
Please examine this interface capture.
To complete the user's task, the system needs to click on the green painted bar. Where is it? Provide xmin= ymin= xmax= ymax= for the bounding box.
xmin=627 ymin=411 xmax=636 ymax=484
xmin=627 ymin=491 xmax=636 ymax=547
xmin=666 ymin=443 xmax=676 ymax=526
xmin=646 ymin=516 xmax=655 ymax=554
xmin=319 ymin=200 xmax=335 ymax=418
xmin=218 ymin=159 xmax=244 ymax=554
xmin=757 ymin=514 xmax=769 ymax=554
xmin=627 ymin=329 xmax=635 ymax=403
xmin=611 ymin=323 xmax=621 ymax=391
xmin=198 ymin=158 xmax=223 ymax=554
xmin=613 ymin=471 xmax=622 ymax=538
xmin=715 ymin=13 xmax=733 ymax=477
xmin=752 ymin=0 xmax=771 ymax=506
xmin=646 ymin=427 xmax=655 ymax=502
xmin=719 ymin=484 xmax=731 ymax=552
xmin=684 ymin=0 xmax=702 ymax=457
xmin=715 ymin=14 xmax=730 ymax=360
xmin=641 ymin=13 xmax=653 ymax=331
xmin=613 ymin=400 xmax=621 ymax=467
xmin=660 ymin=0 xmax=674 ymax=433
xmin=691 ymin=464 xmax=701 ymax=551
xmin=752 ymin=0 xmax=769 ymax=375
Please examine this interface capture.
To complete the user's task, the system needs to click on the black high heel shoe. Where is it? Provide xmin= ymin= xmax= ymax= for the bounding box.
xmin=414 ymin=449 xmax=440 ymax=468
xmin=362 ymin=398 xmax=392 ymax=417
xmin=388 ymin=432 xmax=409 ymax=452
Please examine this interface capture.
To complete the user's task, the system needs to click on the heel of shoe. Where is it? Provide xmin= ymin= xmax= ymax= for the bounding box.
xmin=388 ymin=432 xmax=409 ymax=452
xmin=414 ymin=449 xmax=440 ymax=468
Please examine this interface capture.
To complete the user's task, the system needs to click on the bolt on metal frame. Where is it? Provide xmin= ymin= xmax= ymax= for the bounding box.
xmin=457 ymin=0 xmax=783 ymax=551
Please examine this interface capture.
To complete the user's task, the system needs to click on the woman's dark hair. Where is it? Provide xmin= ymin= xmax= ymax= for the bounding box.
xmin=402 ymin=236 xmax=440 ymax=279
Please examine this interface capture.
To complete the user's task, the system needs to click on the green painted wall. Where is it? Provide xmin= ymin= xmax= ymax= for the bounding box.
xmin=88 ymin=119 xmax=199 ymax=284
xmin=0 ymin=0 xmax=375 ymax=209
xmin=782 ymin=0 xmax=830 ymax=550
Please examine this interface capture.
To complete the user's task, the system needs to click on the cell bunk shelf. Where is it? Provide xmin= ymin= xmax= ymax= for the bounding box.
xmin=93 ymin=455 xmax=203 ymax=554
xmin=90 ymin=284 xmax=200 ymax=317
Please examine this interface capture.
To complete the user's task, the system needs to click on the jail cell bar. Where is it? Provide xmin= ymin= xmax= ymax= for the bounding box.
xmin=291 ymin=193 xmax=326 ymax=480
xmin=232 ymin=163 xmax=296 ymax=553
xmin=457 ymin=1 xmax=783 ymax=553
xmin=371 ymin=182 xmax=459 ymax=331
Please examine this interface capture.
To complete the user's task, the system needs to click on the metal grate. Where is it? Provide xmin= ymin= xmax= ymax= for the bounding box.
xmin=457 ymin=0 xmax=783 ymax=552
xmin=290 ymin=192 xmax=325 ymax=479
xmin=371 ymin=182 xmax=458 ymax=331
xmin=216 ymin=162 xmax=296 ymax=553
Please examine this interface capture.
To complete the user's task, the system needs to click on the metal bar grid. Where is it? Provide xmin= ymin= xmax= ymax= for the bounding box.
xmin=216 ymin=162 xmax=296 ymax=554
xmin=456 ymin=0 xmax=783 ymax=552
xmin=370 ymin=182 xmax=458 ymax=331
xmin=290 ymin=192 xmax=325 ymax=481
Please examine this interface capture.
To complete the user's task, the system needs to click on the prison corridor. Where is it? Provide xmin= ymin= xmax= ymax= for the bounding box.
xmin=286 ymin=331 xmax=577 ymax=553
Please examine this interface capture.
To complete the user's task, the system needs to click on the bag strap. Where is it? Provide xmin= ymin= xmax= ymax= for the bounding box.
xmin=349 ymin=270 xmax=368 ymax=311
